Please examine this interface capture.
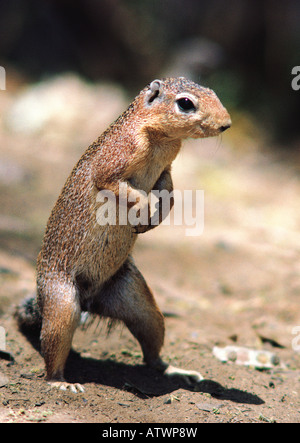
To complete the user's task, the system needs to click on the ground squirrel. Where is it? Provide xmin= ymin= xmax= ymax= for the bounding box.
xmin=16 ymin=77 xmax=231 ymax=392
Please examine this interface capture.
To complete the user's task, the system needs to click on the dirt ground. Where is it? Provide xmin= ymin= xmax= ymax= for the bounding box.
xmin=0 ymin=75 xmax=299 ymax=423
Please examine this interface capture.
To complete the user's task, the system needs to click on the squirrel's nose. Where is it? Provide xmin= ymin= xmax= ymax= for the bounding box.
xmin=219 ymin=122 xmax=231 ymax=132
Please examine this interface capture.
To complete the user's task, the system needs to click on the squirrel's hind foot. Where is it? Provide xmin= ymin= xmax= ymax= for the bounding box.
xmin=48 ymin=381 xmax=85 ymax=394
xmin=164 ymin=365 xmax=204 ymax=385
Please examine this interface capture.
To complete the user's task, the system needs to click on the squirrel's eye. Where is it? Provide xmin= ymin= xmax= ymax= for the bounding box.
xmin=176 ymin=97 xmax=196 ymax=113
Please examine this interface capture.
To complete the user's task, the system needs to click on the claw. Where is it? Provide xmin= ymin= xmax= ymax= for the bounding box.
xmin=164 ymin=365 xmax=204 ymax=384
xmin=48 ymin=381 xmax=85 ymax=393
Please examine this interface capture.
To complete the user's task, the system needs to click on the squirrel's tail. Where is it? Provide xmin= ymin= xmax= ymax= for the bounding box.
xmin=15 ymin=296 xmax=99 ymax=334
xmin=14 ymin=295 xmax=42 ymax=334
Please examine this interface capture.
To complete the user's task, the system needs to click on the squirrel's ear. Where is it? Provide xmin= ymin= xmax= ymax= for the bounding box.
xmin=146 ymin=79 xmax=163 ymax=105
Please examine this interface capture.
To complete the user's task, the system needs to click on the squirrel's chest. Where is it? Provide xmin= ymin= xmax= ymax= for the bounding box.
xmin=130 ymin=162 xmax=163 ymax=193
xmin=129 ymin=142 xmax=178 ymax=192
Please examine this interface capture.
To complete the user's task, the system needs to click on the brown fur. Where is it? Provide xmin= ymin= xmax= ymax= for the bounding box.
xmin=17 ymin=77 xmax=231 ymax=384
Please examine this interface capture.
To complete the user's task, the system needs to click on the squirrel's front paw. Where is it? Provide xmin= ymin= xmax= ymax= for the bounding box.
xmin=132 ymin=223 xmax=153 ymax=234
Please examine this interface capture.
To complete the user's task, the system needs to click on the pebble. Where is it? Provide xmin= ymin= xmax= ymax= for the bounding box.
xmin=213 ymin=345 xmax=280 ymax=369
xmin=0 ymin=371 xmax=9 ymax=387
xmin=196 ymin=402 xmax=224 ymax=412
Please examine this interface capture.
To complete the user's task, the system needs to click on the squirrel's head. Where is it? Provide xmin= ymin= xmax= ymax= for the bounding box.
xmin=140 ymin=77 xmax=231 ymax=139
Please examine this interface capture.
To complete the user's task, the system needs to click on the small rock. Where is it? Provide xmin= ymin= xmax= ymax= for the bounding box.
xmin=0 ymin=350 xmax=15 ymax=363
xmin=163 ymin=394 xmax=180 ymax=404
xmin=213 ymin=345 xmax=280 ymax=369
xmin=196 ymin=402 xmax=224 ymax=412
xmin=35 ymin=401 xmax=45 ymax=407
xmin=0 ymin=371 xmax=9 ymax=387
xmin=20 ymin=372 xmax=35 ymax=380
xmin=117 ymin=402 xmax=130 ymax=408
xmin=164 ymin=397 xmax=172 ymax=405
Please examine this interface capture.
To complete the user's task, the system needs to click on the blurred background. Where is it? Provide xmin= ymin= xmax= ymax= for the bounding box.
xmin=0 ymin=0 xmax=300 ymax=142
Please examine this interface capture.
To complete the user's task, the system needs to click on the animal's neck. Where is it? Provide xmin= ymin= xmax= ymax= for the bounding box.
xmin=126 ymin=127 xmax=181 ymax=192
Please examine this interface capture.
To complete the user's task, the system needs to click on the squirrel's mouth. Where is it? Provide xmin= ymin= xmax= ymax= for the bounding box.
xmin=191 ymin=122 xmax=231 ymax=139
xmin=197 ymin=117 xmax=231 ymax=137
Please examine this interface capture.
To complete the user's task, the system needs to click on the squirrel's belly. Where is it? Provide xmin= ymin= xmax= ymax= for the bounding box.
xmin=77 ymin=223 xmax=136 ymax=285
